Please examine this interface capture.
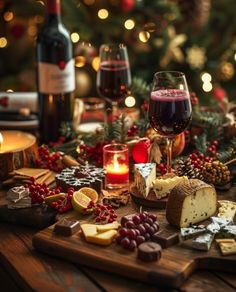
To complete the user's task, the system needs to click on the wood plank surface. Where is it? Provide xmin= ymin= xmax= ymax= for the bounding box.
xmin=0 ymin=223 xmax=101 ymax=292
xmin=0 ymin=190 xmax=236 ymax=291
xmin=32 ymin=195 xmax=236 ymax=289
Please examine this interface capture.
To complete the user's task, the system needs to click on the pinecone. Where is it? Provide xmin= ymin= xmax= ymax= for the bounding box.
xmin=175 ymin=158 xmax=203 ymax=180
xmin=177 ymin=0 xmax=211 ymax=29
xmin=202 ymin=160 xmax=231 ymax=185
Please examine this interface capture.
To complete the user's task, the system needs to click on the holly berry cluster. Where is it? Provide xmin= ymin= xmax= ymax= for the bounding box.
xmin=157 ymin=163 xmax=167 ymax=175
xmin=189 ymin=140 xmax=218 ymax=169
xmin=79 ymin=141 xmax=108 ymax=166
xmin=26 ymin=178 xmax=60 ymax=204
xmin=190 ymin=92 xmax=199 ymax=106
xmin=26 ymin=178 xmax=73 ymax=213
xmin=127 ymin=124 xmax=139 ymax=137
xmin=35 ymin=145 xmax=63 ymax=172
xmin=84 ymin=201 xmax=118 ymax=223
xmin=50 ymin=187 xmax=74 ymax=214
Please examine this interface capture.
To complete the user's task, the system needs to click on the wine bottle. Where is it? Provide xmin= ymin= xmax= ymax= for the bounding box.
xmin=36 ymin=0 xmax=75 ymax=144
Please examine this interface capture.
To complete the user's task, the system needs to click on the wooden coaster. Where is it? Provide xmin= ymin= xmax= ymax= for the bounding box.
xmin=130 ymin=184 xmax=167 ymax=209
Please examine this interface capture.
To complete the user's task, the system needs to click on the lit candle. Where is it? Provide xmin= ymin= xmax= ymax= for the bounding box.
xmin=0 ymin=130 xmax=37 ymax=181
xmin=106 ymin=154 xmax=129 ymax=185
xmin=0 ymin=132 xmax=3 ymax=151
xmin=103 ymin=144 xmax=129 ymax=189
xmin=0 ymin=130 xmax=36 ymax=153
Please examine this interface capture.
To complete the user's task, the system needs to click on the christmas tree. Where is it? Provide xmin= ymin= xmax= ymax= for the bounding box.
xmin=0 ymin=0 xmax=236 ymax=104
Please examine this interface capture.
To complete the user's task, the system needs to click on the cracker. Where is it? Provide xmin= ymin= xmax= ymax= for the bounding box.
xmin=219 ymin=241 xmax=236 ymax=255
xmin=44 ymin=171 xmax=56 ymax=186
xmin=36 ymin=171 xmax=53 ymax=185
xmin=13 ymin=168 xmax=50 ymax=179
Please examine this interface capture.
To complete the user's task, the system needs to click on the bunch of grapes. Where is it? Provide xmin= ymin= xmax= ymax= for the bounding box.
xmin=116 ymin=212 xmax=159 ymax=251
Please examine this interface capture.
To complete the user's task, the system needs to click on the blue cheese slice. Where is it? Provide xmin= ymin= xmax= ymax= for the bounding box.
xmin=192 ymin=232 xmax=215 ymax=251
xmin=134 ymin=163 xmax=156 ymax=198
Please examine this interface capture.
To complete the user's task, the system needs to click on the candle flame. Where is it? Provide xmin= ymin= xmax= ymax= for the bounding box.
xmin=0 ymin=132 xmax=3 ymax=150
xmin=113 ymin=154 xmax=120 ymax=171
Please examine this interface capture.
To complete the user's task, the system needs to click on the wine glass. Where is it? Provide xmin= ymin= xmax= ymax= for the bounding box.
xmin=148 ymin=71 xmax=192 ymax=173
xmin=96 ymin=43 xmax=131 ymax=119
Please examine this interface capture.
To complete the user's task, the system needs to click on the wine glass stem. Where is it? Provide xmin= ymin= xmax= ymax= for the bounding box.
xmin=112 ymin=101 xmax=118 ymax=119
xmin=166 ymin=137 xmax=174 ymax=173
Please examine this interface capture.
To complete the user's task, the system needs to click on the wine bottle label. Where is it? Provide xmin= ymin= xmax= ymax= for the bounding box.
xmin=38 ymin=59 xmax=75 ymax=94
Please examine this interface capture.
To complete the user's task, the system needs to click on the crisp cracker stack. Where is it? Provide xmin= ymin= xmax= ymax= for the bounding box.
xmin=3 ymin=168 xmax=56 ymax=188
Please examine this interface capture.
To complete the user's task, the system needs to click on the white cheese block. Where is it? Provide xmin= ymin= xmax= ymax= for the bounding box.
xmin=166 ymin=179 xmax=217 ymax=228
xmin=134 ymin=163 xmax=156 ymax=198
xmin=153 ymin=175 xmax=188 ymax=199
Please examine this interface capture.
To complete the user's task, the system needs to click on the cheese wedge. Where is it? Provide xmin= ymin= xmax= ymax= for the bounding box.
xmin=153 ymin=175 xmax=188 ymax=199
xmin=81 ymin=224 xmax=97 ymax=238
xmin=134 ymin=163 xmax=156 ymax=198
xmin=96 ymin=221 xmax=120 ymax=232
xmin=86 ymin=229 xmax=117 ymax=246
xmin=80 ymin=223 xmax=118 ymax=246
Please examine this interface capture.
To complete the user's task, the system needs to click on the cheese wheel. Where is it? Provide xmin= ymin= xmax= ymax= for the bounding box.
xmin=166 ymin=179 xmax=217 ymax=228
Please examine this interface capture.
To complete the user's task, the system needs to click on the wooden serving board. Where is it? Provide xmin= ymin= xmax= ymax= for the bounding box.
xmin=32 ymin=200 xmax=236 ymax=289
xmin=130 ymin=184 xmax=167 ymax=209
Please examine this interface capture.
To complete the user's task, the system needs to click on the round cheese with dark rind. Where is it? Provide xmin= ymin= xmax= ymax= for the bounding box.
xmin=137 ymin=242 xmax=162 ymax=262
xmin=166 ymin=179 xmax=217 ymax=228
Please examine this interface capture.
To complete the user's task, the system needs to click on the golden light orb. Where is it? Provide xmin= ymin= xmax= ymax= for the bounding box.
xmin=92 ymin=56 xmax=100 ymax=71
xmin=201 ymin=72 xmax=212 ymax=83
xmin=139 ymin=31 xmax=150 ymax=43
xmin=124 ymin=19 xmax=135 ymax=30
xmin=0 ymin=37 xmax=7 ymax=48
xmin=125 ymin=95 xmax=136 ymax=107
xmin=202 ymin=82 xmax=213 ymax=92
xmin=71 ymin=32 xmax=80 ymax=43
xmin=4 ymin=11 xmax=14 ymax=22
xmin=98 ymin=9 xmax=109 ymax=20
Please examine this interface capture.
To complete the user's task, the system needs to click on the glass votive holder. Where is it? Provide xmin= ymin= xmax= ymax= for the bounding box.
xmin=103 ymin=144 xmax=129 ymax=189
xmin=75 ymin=97 xmax=105 ymax=134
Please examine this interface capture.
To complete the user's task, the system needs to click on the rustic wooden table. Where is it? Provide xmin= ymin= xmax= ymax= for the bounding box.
xmin=0 ymin=189 xmax=236 ymax=292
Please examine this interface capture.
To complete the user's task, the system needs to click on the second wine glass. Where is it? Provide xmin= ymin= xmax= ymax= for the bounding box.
xmin=96 ymin=43 xmax=131 ymax=118
xmin=148 ymin=71 xmax=192 ymax=173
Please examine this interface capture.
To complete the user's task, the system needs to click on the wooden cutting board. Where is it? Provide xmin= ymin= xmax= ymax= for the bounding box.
xmin=32 ymin=198 xmax=236 ymax=289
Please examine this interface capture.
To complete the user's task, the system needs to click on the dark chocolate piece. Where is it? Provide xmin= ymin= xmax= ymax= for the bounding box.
xmin=151 ymin=229 xmax=179 ymax=248
xmin=54 ymin=218 xmax=80 ymax=236
xmin=138 ymin=242 xmax=162 ymax=262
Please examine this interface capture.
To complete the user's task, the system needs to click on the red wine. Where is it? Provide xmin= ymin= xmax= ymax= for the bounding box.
xmin=149 ymin=89 xmax=192 ymax=136
xmin=97 ymin=60 xmax=131 ymax=102
xmin=36 ymin=0 xmax=75 ymax=144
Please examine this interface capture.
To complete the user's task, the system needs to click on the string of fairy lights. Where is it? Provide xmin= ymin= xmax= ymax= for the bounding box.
xmin=1 ymin=0 xmax=236 ymax=100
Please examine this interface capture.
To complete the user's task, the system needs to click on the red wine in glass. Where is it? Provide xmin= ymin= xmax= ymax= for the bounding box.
xmin=149 ymin=89 xmax=192 ymax=136
xmin=97 ymin=60 xmax=131 ymax=103
xmin=148 ymin=71 xmax=192 ymax=173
